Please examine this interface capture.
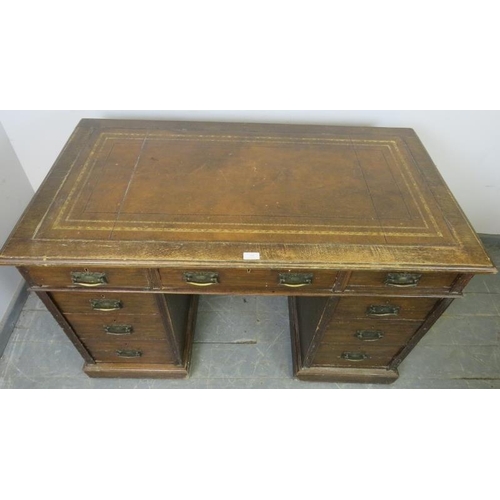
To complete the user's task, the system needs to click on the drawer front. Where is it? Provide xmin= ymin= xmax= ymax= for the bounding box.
xmin=50 ymin=292 xmax=158 ymax=315
xmin=64 ymin=313 xmax=166 ymax=340
xmin=313 ymin=344 xmax=404 ymax=368
xmin=159 ymin=269 xmax=339 ymax=293
xmin=322 ymin=319 xmax=421 ymax=345
xmin=346 ymin=271 xmax=458 ymax=293
xmin=27 ymin=267 xmax=151 ymax=289
xmin=82 ymin=339 xmax=175 ymax=364
xmin=334 ymin=297 xmax=439 ymax=321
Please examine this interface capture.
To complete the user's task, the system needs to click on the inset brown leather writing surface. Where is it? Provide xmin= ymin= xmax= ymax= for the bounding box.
xmin=0 ymin=120 xmax=495 ymax=272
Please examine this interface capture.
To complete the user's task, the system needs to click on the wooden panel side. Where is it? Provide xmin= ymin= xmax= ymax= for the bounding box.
xmin=155 ymin=295 xmax=182 ymax=365
xmin=35 ymin=291 xmax=94 ymax=364
xmin=162 ymin=294 xmax=193 ymax=362
xmin=294 ymin=296 xmax=339 ymax=368
xmin=390 ymin=298 xmax=455 ymax=369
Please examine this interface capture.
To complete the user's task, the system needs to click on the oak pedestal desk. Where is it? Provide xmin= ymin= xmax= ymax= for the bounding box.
xmin=0 ymin=120 xmax=496 ymax=383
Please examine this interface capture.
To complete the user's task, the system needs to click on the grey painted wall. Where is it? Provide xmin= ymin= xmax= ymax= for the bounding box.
xmin=0 ymin=122 xmax=34 ymax=324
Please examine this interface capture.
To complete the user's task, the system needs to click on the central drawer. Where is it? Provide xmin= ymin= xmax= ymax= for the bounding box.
xmin=159 ymin=268 xmax=339 ymax=293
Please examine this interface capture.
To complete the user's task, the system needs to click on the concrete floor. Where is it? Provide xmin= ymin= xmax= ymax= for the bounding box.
xmin=1 ymin=238 xmax=499 ymax=389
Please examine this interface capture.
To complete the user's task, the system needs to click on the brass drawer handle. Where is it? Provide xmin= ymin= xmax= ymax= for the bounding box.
xmin=367 ymin=305 xmax=400 ymax=317
xmin=71 ymin=271 xmax=107 ymax=287
xmin=116 ymin=349 xmax=142 ymax=359
xmin=355 ymin=330 xmax=384 ymax=341
xmin=90 ymin=299 xmax=123 ymax=311
xmin=279 ymin=273 xmax=313 ymax=288
xmin=183 ymin=271 xmax=219 ymax=286
xmin=385 ymin=273 xmax=422 ymax=288
xmin=104 ymin=324 xmax=133 ymax=335
xmin=341 ymin=351 xmax=369 ymax=362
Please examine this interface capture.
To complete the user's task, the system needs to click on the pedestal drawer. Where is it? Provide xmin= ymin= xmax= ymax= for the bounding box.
xmin=322 ymin=319 xmax=421 ymax=346
xmin=50 ymin=292 xmax=158 ymax=315
xmin=64 ymin=314 xmax=167 ymax=340
xmin=82 ymin=339 xmax=175 ymax=364
xmin=313 ymin=344 xmax=404 ymax=368
xmin=334 ymin=297 xmax=439 ymax=321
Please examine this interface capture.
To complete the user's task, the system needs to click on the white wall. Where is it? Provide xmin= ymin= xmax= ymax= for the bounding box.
xmin=0 ymin=122 xmax=34 ymax=320
xmin=0 ymin=110 xmax=499 ymax=234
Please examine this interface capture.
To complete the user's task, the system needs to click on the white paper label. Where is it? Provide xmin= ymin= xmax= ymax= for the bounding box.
xmin=243 ymin=252 xmax=260 ymax=260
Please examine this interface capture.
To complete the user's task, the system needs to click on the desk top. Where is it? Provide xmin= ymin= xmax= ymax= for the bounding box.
xmin=0 ymin=119 xmax=495 ymax=273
